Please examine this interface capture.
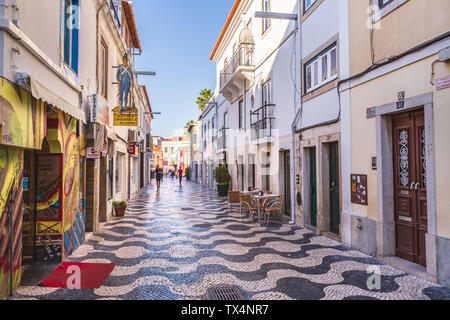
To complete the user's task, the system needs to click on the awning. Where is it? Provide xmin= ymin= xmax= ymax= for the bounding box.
xmin=31 ymin=78 xmax=86 ymax=123
xmin=105 ymin=125 xmax=117 ymax=141
xmin=95 ymin=124 xmax=106 ymax=152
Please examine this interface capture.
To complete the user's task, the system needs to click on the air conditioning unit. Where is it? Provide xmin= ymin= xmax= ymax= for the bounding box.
xmin=128 ymin=130 xmax=138 ymax=142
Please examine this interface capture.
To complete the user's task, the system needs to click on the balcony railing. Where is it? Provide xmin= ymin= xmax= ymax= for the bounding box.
xmin=220 ymin=44 xmax=255 ymax=90
xmin=250 ymin=104 xmax=275 ymax=141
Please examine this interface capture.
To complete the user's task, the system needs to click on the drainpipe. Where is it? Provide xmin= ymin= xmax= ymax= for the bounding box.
xmin=289 ymin=0 xmax=303 ymax=225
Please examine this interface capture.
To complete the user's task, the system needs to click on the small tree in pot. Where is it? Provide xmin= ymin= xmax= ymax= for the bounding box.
xmin=112 ymin=201 xmax=127 ymax=217
xmin=185 ymin=167 xmax=191 ymax=181
xmin=215 ymin=165 xmax=230 ymax=197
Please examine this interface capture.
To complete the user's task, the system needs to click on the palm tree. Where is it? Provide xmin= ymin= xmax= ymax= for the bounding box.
xmin=184 ymin=120 xmax=196 ymax=136
xmin=196 ymin=89 xmax=214 ymax=112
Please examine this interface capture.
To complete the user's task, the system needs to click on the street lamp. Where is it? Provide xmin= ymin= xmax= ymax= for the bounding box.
xmin=254 ymin=11 xmax=298 ymax=20
xmin=136 ymin=71 xmax=157 ymax=76
xmin=198 ymin=101 xmax=218 ymax=106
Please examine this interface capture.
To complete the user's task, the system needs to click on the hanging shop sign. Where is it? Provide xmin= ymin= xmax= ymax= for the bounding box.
xmin=128 ymin=144 xmax=139 ymax=155
xmin=90 ymin=94 xmax=110 ymax=126
xmin=113 ymin=53 xmax=138 ymax=126
xmin=86 ymin=147 xmax=100 ymax=159
xmin=113 ymin=112 xmax=138 ymax=126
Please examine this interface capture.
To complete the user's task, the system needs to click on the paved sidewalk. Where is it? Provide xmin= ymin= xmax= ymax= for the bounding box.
xmin=11 ymin=179 xmax=450 ymax=300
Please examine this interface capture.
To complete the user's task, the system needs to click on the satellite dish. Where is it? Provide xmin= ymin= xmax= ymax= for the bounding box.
xmin=239 ymin=27 xmax=254 ymax=45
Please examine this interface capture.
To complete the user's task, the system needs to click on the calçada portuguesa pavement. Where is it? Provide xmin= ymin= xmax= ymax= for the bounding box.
xmin=11 ymin=179 xmax=450 ymax=300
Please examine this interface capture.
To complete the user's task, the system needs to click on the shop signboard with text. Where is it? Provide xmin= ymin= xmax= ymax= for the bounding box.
xmin=90 ymin=94 xmax=110 ymax=126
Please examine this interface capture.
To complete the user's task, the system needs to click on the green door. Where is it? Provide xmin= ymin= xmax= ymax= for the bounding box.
xmin=329 ymin=143 xmax=340 ymax=235
xmin=310 ymin=148 xmax=317 ymax=227
xmin=284 ymin=152 xmax=291 ymax=216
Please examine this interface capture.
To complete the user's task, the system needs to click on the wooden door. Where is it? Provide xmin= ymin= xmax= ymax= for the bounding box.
xmin=392 ymin=110 xmax=427 ymax=267
xmin=329 ymin=143 xmax=340 ymax=235
xmin=309 ymin=148 xmax=317 ymax=227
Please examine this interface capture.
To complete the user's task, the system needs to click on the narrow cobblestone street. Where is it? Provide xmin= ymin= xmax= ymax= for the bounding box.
xmin=11 ymin=179 xmax=450 ymax=300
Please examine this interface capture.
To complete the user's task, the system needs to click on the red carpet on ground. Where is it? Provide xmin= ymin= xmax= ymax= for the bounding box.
xmin=39 ymin=262 xmax=115 ymax=289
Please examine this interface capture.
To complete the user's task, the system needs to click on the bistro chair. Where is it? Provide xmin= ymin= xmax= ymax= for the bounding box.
xmin=240 ymin=194 xmax=259 ymax=222
xmin=259 ymin=191 xmax=275 ymax=209
xmin=264 ymin=194 xmax=285 ymax=226
xmin=228 ymin=191 xmax=241 ymax=215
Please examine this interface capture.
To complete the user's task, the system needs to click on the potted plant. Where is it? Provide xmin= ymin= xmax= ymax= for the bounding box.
xmin=185 ymin=167 xmax=191 ymax=181
xmin=112 ymin=201 xmax=127 ymax=217
xmin=215 ymin=165 xmax=230 ymax=197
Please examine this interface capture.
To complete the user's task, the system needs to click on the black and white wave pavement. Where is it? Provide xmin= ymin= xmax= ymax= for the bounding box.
xmin=12 ymin=180 xmax=450 ymax=300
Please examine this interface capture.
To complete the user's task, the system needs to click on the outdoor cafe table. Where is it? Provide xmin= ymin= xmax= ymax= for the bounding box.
xmin=251 ymin=194 xmax=281 ymax=224
xmin=240 ymin=190 xmax=260 ymax=195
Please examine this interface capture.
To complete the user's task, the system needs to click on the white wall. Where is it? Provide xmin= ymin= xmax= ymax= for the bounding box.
xmin=210 ymin=0 xmax=299 ymax=193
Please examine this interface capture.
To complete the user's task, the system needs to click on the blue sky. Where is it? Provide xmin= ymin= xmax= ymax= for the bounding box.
xmin=133 ymin=0 xmax=235 ymax=138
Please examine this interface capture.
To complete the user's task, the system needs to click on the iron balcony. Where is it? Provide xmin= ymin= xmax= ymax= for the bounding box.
xmin=250 ymin=104 xmax=275 ymax=141
xmin=219 ymin=44 xmax=255 ymax=102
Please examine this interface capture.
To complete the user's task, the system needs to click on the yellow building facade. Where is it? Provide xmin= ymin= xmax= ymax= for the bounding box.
xmin=345 ymin=0 xmax=450 ymax=285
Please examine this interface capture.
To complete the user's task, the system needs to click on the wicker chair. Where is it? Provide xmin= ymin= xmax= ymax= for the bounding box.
xmin=239 ymin=194 xmax=259 ymax=222
xmin=228 ymin=191 xmax=241 ymax=215
xmin=260 ymin=191 xmax=274 ymax=210
xmin=264 ymin=194 xmax=285 ymax=226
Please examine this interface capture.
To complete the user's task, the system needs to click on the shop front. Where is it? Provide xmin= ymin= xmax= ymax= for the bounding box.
xmin=0 ymin=77 xmax=86 ymax=297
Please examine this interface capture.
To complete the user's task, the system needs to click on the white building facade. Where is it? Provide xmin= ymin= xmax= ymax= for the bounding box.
xmin=293 ymin=0 xmax=350 ymax=242
xmin=208 ymin=0 xmax=301 ymax=218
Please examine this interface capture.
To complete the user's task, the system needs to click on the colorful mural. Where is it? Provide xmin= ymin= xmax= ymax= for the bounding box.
xmin=0 ymin=146 xmax=23 ymax=299
xmin=0 ymin=77 xmax=86 ymax=297
xmin=0 ymin=78 xmax=46 ymax=149
xmin=0 ymin=77 xmax=87 ymax=298
xmin=34 ymin=154 xmax=63 ymax=263
xmin=0 ymin=77 xmax=46 ymax=299
xmin=46 ymin=109 xmax=85 ymax=258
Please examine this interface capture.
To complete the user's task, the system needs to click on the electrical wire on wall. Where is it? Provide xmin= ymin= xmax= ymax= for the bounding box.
xmin=369 ymin=0 xmax=376 ymax=65
xmin=430 ymin=59 xmax=440 ymax=85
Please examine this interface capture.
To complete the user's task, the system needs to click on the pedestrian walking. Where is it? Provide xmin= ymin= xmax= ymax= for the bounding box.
xmin=178 ymin=167 xmax=184 ymax=186
xmin=155 ymin=165 xmax=163 ymax=189
xmin=171 ymin=169 xmax=175 ymax=180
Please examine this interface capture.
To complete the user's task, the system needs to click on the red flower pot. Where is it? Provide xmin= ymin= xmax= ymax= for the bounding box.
xmin=114 ymin=206 xmax=126 ymax=217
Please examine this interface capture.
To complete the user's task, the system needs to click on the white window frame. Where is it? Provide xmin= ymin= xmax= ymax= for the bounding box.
xmin=305 ymin=45 xmax=338 ymax=94
xmin=374 ymin=0 xmax=409 ymax=21
xmin=262 ymin=79 xmax=272 ymax=106
xmin=100 ymin=37 xmax=108 ymax=98
xmin=304 ymin=0 xmax=317 ymax=12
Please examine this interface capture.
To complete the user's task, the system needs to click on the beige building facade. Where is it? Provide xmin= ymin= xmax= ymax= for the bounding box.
xmin=343 ymin=0 xmax=450 ymax=285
